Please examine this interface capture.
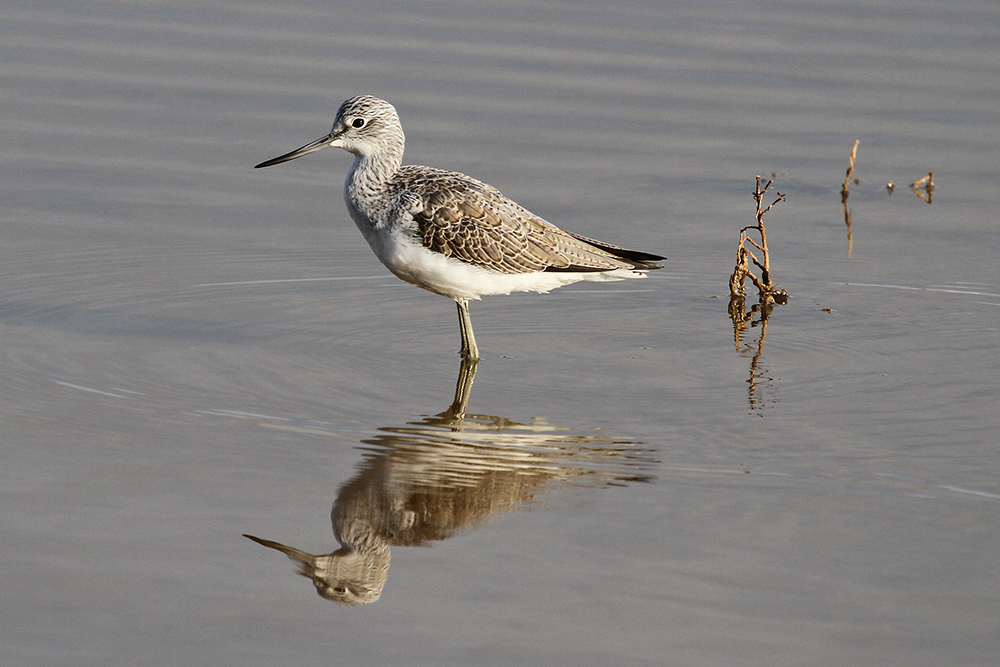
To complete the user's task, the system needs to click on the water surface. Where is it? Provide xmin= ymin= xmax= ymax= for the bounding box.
xmin=3 ymin=1 xmax=999 ymax=665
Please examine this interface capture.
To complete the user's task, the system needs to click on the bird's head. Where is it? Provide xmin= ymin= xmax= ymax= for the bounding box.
xmin=255 ymin=95 xmax=404 ymax=168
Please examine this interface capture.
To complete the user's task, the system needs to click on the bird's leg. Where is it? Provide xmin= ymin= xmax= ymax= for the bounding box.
xmin=456 ymin=299 xmax=479 ymax=360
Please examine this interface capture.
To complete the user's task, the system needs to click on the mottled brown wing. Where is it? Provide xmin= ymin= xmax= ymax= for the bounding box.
xmin=401 ymin=168 xmax=648 ymax=275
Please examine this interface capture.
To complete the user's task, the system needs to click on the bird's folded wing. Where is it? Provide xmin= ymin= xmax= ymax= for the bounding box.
xmin=400 ymin=170 xmax=651 ymax=275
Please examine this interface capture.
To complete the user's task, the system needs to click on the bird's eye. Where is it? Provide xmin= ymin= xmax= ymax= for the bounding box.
xmin=352 ymin=118 xmax=366 ymax=128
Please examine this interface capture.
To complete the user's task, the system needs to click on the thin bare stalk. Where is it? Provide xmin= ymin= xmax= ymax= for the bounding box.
xmin=730 ymin=176 xmax=787 ymax=303
xmin=911 ymin=172 xmax=934 ymax=203
xmin=841 ymin=140 xmax=859 ymax=203
xmin=841 ymin=140 xmax=859 ymax=256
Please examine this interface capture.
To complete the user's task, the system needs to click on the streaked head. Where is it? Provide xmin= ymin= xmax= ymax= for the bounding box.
xmin=255 ymin=96 xmax=404 ymax=168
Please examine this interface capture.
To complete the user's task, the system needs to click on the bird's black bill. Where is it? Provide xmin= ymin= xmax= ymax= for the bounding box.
xmin=254 ymin=132 xmax=337 ymax=168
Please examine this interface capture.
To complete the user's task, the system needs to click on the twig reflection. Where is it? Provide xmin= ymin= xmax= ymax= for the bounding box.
xmin=245 ymin=359 xmax=657 ymax=605
xmin=728 ymin=296 xmax=778 ymax=412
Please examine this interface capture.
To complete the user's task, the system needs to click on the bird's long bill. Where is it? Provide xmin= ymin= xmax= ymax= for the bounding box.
xmin=254 ymin=131 xmax=337 ymax=168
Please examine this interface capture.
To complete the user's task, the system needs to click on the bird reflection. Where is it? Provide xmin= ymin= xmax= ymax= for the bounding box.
xmin=244 ymin=358 xmax=656 ymax=605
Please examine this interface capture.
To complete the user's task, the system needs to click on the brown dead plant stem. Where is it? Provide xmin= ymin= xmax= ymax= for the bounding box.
xmin=841 ymin=140 xmax=859 ymax=255
xmin=841 ymin=140 xmax=859 ymax=204
xmin=910 ymin=172 xmax=934 ymax=203
xmin=729 ymin=176 xmax=788 ymax=304
xmin=727 ymin=177 xmax=787 ymax=411
xmin=729 ymin=176 xmax=788 ymax=377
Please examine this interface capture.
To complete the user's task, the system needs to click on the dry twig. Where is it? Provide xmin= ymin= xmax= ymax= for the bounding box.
xmin=910 ymin=172 xmax=934 ymax=203
xmin=840 ymin=140 xmax=860 ymax=256
xmin=728 ymin=176 xmax=787 ymax=412
xmin=841 ymin=139 xmax=860 ymax=203
xmin=729 ymin=176 xmax=788 ymax=303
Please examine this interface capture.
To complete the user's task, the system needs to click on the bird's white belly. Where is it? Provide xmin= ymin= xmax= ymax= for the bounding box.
xmin=361 ymin=227 xmax=643 ymax=301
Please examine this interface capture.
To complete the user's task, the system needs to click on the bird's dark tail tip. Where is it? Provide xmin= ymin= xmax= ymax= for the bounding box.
xmin=567 ymin=232 xmax=665 ymax=270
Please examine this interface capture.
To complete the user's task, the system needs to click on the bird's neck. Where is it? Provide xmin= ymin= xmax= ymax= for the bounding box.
xmin=344 ymin=148 xmax=402 ymax=223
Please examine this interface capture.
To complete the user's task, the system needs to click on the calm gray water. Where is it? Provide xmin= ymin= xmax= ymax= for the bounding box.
xmin=3 ymin=1 xmax=999 ymax=665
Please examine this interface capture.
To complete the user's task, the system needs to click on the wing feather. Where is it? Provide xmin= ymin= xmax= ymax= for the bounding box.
xmin=392 ymin=166 xmax=663 ymax=274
